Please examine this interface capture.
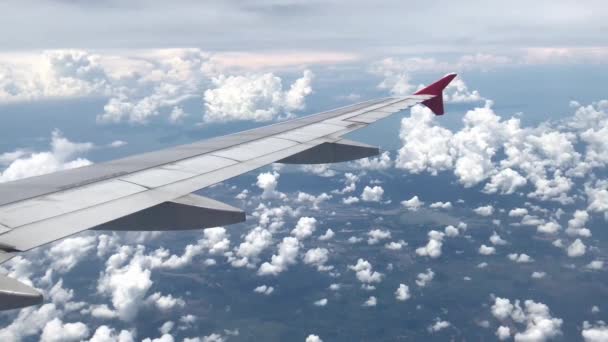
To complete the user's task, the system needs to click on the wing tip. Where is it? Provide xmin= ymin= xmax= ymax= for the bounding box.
xmin=415 ymin=73 xmax=458 ymax=115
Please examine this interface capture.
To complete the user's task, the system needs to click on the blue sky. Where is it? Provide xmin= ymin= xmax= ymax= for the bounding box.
xmin=1 ymin=1 xmax=608 ymax=341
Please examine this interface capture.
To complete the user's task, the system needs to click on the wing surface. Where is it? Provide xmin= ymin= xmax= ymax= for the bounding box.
xmin=0 ymin=73 xmax=456 ymax=309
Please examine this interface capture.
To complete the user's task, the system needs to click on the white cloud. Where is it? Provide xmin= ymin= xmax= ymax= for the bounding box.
xmin=582 ymin=321 xmax=608 ymax=342
xmin=508 ymin=253 xmax=533 ymax=263
xmin=537 ymin=222 xmax=561 ymax=235
xmin=200 ymin=227 xmax=230 ymax=255
xmin=416 ymin=230 xmax=445 ymax=259
xmin=430 ymin=201 xmax=452 ymax=209
xmin=231 ymin=226 xmax=273 ymax=267
xmin=394 ymin=98 xmax=598 ymax=203
xmin=296 ymin=192 xmax=332 ymax=210
xmin=258 ymin=237 xmax=301 ymax=276
xmin=531 ymin=272 xmax=546 ymax=279
xmin=496 ymin=326 xmax=511 ymax=341
xmin=348 ymin=259 xmax=383 ymax=284
xmin=363 ymin=296 xmax=377 ymax=307
xmin=444 ymin=225 xmax=459 ymax=237
xmin=490 ymin=232 xmax=507 ymax=245
xmin=479 ymin=245 xmax=496 ymax=255
xmin=586 ymin=260 xmax=604 ymax=270
xmin=402 ymin=195 xmax=424 ymax=211
xmin=203 ymin=70 xmax=313 ymax=123
xmin=47 ymin=236 xmax=96 ymax=273
xmin=301 ymin=164 xmax=337 ymax=178
xmin=416 ymin=268 xmax=435 ymax=287
xmin=566 ymin=210 xmax=591 ymax=237
xmin=356 ymin=152 xmax=392 ymax=170
xmin=89 ymin=325 xmax=135 ymax=342
xmin=90 ymin=304 xmax=118 ymax=320
xmin=342 ymin=196 xmax=360 ymax=204
xmin=303 ymin=248 xmax=331 ymax=272
xmin=291 ymin=217 xmax=317 ymax=240
xmin=567 ymin=239 xmax=586 ymax=257
xmin=385 ymin=240 xmax=406 ymax=250
xmin=305 ymin=335 xmax=323 ymax=342
xmin=40 ymin=318 xmax=89 ymax=342
xmin=367 ymin=229 xmax=391 ymax=245
xmin=395 ymin=284 xmax=411 ymax=301
xmin=256 ymin=171 xmax=285 ymax=199
xmin=361 ymin=185 xmax=384 ymax=202
xmin=146 ymin=292 xmax=185 ymax=311
xmin=509 ymin=208 xmax=529 ymax=217
xmin=428 ymin=319 xmax=451 ymax=333
xmin=318 ymin=229 xmax=335 ymax=241
xmin=313 ymin=298 xmax=328 ymax=307
xmin=474 ymin=205 xmax=495 ymax=217
xmin=490 ymin=297 xmax=563 ymax=341
xmin=0 ymin=130 xmax=93 ymax=183
xmin=253 ymin=285 xmax=274 ymax=295
xmin=484 ymin=168 xmax=527 ymax=194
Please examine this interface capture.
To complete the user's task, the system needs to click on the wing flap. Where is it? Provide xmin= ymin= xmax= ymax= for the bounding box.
xmin=0 ymin=274 xmax=43 ymax=310
xmin=278 ymin=139 xmax=379 ymax=164
xmin=94 ymin=194 xmax=245 ymax=231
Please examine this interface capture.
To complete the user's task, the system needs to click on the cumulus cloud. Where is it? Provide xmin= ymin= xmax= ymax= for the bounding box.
xmin=291 ymin=217 xmax=317 ymax=240
xmin=474 ymin=205 xmax=495 ymax=217
xmin=490 ymin=297 xmax=563 ymax=342
xmin=566 ymin=210 xmax=591 ymax=237
xmin=0 ymin=130 xmax=93 ymax=183
xmin=47 ymin=236 xmax=96 ymax=273
xmin=416 ymin=268 xmax=435 ymax=287
xmin=582 ymin=321 xmax=608 ymax=342
xmin=253 ymin=285 xmax=274 ymax=295
xmin=537 ymin=222 xmax=561 ymax=235
xmin=395 ymin=284 xmax=411 ymax=301
xmin=416 ymin=230 xmax=445 ymax=258
xmin=428 ymin=319 xmax=451 ymax=333
xmin=567 ymin=239 xmax=586 ymax=257
xmin=402 ymin=195 xmax=424 ymax=211
xmin=586 ymin=260 xmax=604 ymax=270
xmin=367 ymin=229 xmax=391 ymax=245
xmin=256 ymin=171 xmax=285 ymax=199
xmin=490 ymin=232 xmax=507 ymax=245
xmin=296 ymin=192 xmax=332 ymax=210
xmin=361 ymin=185 xmax=384 ymax=202
xmin=509 ymin=208 xmax=529 ymax=217
xmin=230 ymin=226 xmax=273 ymax=267
xmin=478 ymin=245 xmax=496 ymax=255
xmin=318 ymin=229 xmax=335 ymax=241
xmin=203 ymin=70 xmax=313 ymax=123
xmin=40 ymin=318 xmax=89 ymax=342
xmin=356 ymin=152 xmax=392 ymax=170
xmin=394 ymin=97 xmax=602 ymax=204
xmin=313 ymin=298 xmax=328 ymax=307
xmin=348 ymin=259 xmax=383 ymax=284
xmin=363 ymin=296 xmax=377 ymax=307
xmin=303 ymin=248 xmax=332 ymax=272
xmin=258 ymin=237 xmax=301 ymax=276
xmin=89 ymin=325 xmax=135 ymax=342
xmin=305 ymin=334 xmax=323 ymax=342
xmin=430 ymin=201 xmax=452 ymax=209
xmin=508 ymin=253 xmax=533 ymax=263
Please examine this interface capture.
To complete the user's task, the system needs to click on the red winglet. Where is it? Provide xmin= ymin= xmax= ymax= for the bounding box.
xmin=414 ymin=73 xmax=457 ymax=115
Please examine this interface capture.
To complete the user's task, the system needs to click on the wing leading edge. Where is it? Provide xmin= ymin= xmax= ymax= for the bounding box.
xmin=0 ymin=73 xmax=456 ymax=310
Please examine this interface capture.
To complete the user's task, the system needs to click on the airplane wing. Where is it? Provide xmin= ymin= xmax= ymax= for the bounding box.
xmin=0 ymin=73 xmax=456 ymax=310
